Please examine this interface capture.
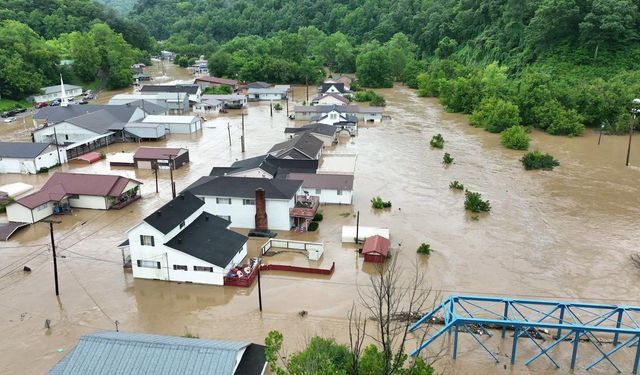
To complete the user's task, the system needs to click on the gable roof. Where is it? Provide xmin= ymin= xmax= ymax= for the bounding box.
xmin=284 ymin=123 xmax=337 ymax=137
xmin=165 ymin=212 xmax=247 ymax=268
xmin=143 ymin=192 xmax=204 ymax=235
xmin=34 ymin=105 xmax=106 ymax=122
xmin=40 ymin=84 xmax=82 ymax=95
xmin=316 ymin=93 xmax=349 ymax=104
xmin=195 ymin=76 xmax=238 ymax=85
xmin=320 ymin=82 xmax=347 ymax=93
xmin=362 ymin=235 xmax=390 ymax=257
xmin=15 ymin=172 xmax=140 ymax=209
xmin=247 ymin=87 xmax=288 ymax=95
xmin=0 ymin=142 xmax=52 ymax=159
xmin=134 ymin=147 xmax=185 ymax=160
xmin=247 ymin=81 xmax=271 ymax=89
xmin=122 ymin=100 xmax=168 ymax=115
xmin=47 ymin=331 xmax=253 ymax=375
xmin=286 ymin=173 xmax=354 ymax=190
xmin=64 ymin=108 xmax=130 ymax=134
xmin=230 ymin=154 xmax=278 ymax=176
xmin=268 ymin=133 xmax=323 ymax=160
xmin=185 ymin=176 xmax=302 ymax=200
xmin=140 ymin=84 xmax=200 ymax=95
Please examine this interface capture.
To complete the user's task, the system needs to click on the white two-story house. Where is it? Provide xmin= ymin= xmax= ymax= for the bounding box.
xmin=127 ymin=191 xmax=248 ymax=285
xmin=184 ymin=176 xmax=305 ymax=231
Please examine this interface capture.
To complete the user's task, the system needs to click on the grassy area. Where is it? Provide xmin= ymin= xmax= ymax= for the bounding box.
xmin=0 ymin=98 xmax=30 ymax=112
xmin=80 ymin=79 xmax=102 ymax=91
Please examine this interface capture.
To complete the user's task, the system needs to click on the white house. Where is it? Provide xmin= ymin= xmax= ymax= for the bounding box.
xmin=0 ymin=142 xmax=66 ymax=174
xmin=294 ymin=104 xmax=383 ymax=123
xmin=284 ymin=123 xmax=337 ymax=146
xmin=184 ymin=176 xmax=305 ymax=231
xmin=247 ymin=87 xmax=288 ymax=101
xmin=268 ymin=133 xmax=324 ymax=160
xmin=286 ymin=172 xmax=354 ymax=205
xmin=193 ymin=96 xmax=224 ymax=114
xmin=319 ymin=82 xmax=350 ymax=95
xmin=109 ymin=93 xmax=189 ymax=113
xmin=127 ymin=192 xmax=248 ymax=285
xmin=139 ymin=84 xmax=202 ymax=104
xmin=32 ymin=84 xmax=82 ymax=103
xmin=141 ymin=115 xmax=202 ymax=134
xmin=6 ymin=172 xmax=141 ymax=223
xmin=312 ymin=93 xmax=350 ymax=106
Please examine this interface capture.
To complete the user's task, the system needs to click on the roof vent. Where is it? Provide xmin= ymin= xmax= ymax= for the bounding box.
xmin=178 ymin=238 xmax=182 ymax=243
xmin=157 ymin=210 xmax=162 ymax=216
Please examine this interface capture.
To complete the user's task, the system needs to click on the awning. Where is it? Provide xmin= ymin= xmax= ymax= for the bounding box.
xmin=65 ymin=132 xmax=114 ymax=151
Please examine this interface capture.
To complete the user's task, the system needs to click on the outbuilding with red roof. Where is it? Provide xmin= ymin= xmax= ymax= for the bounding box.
xmin=362 ymin=235 xmax=390 ymax=263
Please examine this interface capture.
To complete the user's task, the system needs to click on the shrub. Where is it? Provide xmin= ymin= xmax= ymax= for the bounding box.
xmin=500 ymin=126 xmax=530 ymax=150
xmin=99 ymin=151 xmax=106 ymax=159
xmin=37 ymin=166 xmax=49 ymax=174
xmin=0 ymin=196 xmax=14 ymax=213
xmin=417 ymin=243 xmax=431 ymax=255
xmin=203 ymin=85 xmax=232 ymax=94
xmin=520 ymin=150 xmax=560 ymax=170
xmin=273 ymin=103 xmax=283 ymax=111
xmin=354 ymin=90 xmax=375 ymax=102
xmin=470 ymin=97 xmax=521 ymax=133
xmin=370 ymin=95 xmax=386 ymax=107
xmin=532 ymin=100 xmax=584 ymax=136
xmin=313 ymin=212 xmax=323 ymax=222
xmin=464 ymin=190 xmax=491 ymax=213
xmin=443 ymin=153 xmax=454 ymax=165
xmin=430 ymin=134 xmax=444 ymax=148
xmin=449 ymin=180 xmax=464 ymax=190
xmin=308 ymin=222 xmax=319 ymax=231
xmin=371 ymin=196 xmax=392 ymax=209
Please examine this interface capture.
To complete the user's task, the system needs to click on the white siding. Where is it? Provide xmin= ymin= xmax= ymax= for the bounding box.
xmin=33 ymin=88 xmax=83 ymax=103
xmin=6 ymin=202 xmax=53 ymax=223
xmin=310 ymin=188 xmax=353 ymax=205
xmin=33 ymin=123 xmax=99 ymax=144
xmin=200 ymin=196 xmax=294 ymax=231
xmin=34 ymin=147 xmax=66 ymax=171
xmin=0 ymin=158 xmax=30 ymax=174
xmin=68 ymin=195 xmax=108 ymax=210
xmin=317 ymin=96 xmax=347 ymax=106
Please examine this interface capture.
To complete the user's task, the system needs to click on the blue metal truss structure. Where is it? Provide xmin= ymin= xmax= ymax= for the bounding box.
xmin=410 ymin=295 xmax=640 ymax=373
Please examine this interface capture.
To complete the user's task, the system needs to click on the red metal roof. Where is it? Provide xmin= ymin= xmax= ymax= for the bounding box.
xmin=73 ymin=152 xmax=102 ymax=163
xmin=15 ymin=172 xmax=141 ymax=209
xmin=195 ymin=76 xmax=238 ymax=85
xmin=362 ymin=235 xmax=390 ymax=257
xmin=133 ymin=147 xmax=184 ymax=160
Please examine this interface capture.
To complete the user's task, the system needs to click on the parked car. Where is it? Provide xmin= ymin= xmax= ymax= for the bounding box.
xmin=83 ymin=94 xmax=95 ymax=100
xmin=3 ymin=117 xmax=16 ymax=123
xmin=13 ymin=107 xmax=26 ymax=114
xmin=50 ymin=100 xmax=61 ymax=107
xmin=35 ymin=102 xmax=48 ymax=109
xmin=79 ymin=100 xmax=89 ymax=105
xmin=1 ymin=111 xmax=11 ymax=118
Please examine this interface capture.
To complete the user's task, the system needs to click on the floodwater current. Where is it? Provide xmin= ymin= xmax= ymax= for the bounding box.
xmin=0 ymin=64 xmax=639 ymax=374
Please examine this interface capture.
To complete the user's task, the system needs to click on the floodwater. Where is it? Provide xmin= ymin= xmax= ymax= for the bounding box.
xmin=1 ymin=65 xmax=640 ymax=375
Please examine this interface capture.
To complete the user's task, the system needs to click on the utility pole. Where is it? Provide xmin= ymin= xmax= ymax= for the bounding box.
xmin=227 ymin=122 xmax=232 ymax=146
xmin=286 ymin=95 xmax=289 ymax=117
xmin=241 ymin=112 xmax=246 ymax=153
xmin=52 ymin=126 xmax=62 ymax=165
xmin=355 ymin=211 xmax=360 ymax=244
xmin=306 ymin=76 xmax=309 ymax=103
xmin=628 ymin=99 xmax=640 ymax=166
xmin=257 ymin=259 xmax=263 ymax=311
xmin=270 ymin=101 xmax=273 ymax=117
xmin=169 ymin=155 xmax=176 ymax=198
xmin=597 ymin=124 xmax=604 ymax=145
xmin=154 ymin=164 xmax=159 ymax=193
xmin=43 ymin=219 xmax=62 ymax=296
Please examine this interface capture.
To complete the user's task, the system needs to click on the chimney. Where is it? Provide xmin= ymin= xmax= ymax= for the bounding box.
xmin=254 ymin=188 xmax=268 ymax=232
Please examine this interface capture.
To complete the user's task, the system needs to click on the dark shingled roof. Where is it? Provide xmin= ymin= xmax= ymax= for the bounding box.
xmin=320 ymin=82 xmax=347 ymax=93
xmin=164 ymin=213 xmax=247 ymax=268
xmin=140 ymin=84 xmax=200 ymax=95
xmin=230 ymin=154 xmax=278 ymax=176
xmin=234 ymin=344 xmax=267 ymax=375
xmin=209 ymin=167 xmax=241 ymax=177
xmin=34 ymin=105 xmax=140 ymax=124
xmin=286 ymin=173 xmax=354 ymax=190
xmin=268 ymin=133 xmax=323 ymax=160
xmin=185 ymin=176 xmax=302 ymax=200
xmin=143 ymin=191 xmax=204 ymax=235
xmin=246 ymin=81 xmax=272 ymax=89
xmin=284 ymin=123 xmax=337 ymax=137
xmin=0 ymin=142 xmax=51 ymax=159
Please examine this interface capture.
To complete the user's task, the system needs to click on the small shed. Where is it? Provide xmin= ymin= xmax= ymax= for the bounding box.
xmin=133 ymin=147 xmax=189 ymax=170
xmin=362 ymin=235 xmax=390 ymax=263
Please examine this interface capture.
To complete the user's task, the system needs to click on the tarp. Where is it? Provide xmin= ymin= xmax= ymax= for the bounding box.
xmin=73 ymin=152 xmax=102 ymax=164
xmin=341 ymin=226 xmax=389 ymax=243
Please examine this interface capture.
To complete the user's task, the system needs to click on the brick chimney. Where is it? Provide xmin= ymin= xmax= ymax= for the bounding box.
xmin=255 ymin=188 xmax=268 ymax=232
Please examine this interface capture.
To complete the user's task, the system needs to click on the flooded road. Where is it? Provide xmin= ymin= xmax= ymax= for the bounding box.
xmin=1 ymin=67 xmax=640 ymax=374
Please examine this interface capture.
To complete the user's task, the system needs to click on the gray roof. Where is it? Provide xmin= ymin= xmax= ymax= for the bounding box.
xmin=185 ymin=176 xmax=302 ymax=200
xmin=320 ymin=82 xmax=347 ymax=93
xmin=40 ymin=84 xmax=82 ymax=95
xmin=34 ymin=105 xmax=140 ymax=125
xmin=230 ymin=154 xmax=278 ymax=176
xmin=165 ymin=213 xmax=247 ymax=268
xmin=64 ymin=108 xmax=132 ymax=134
xmin=140 ymin=84 xmax=200 ymax=95
xmin=315 ymin=93 xmax=349 ymax=104
xmin=0 ymin=142 xmax=51 ymax=159
xmin=47 ymin=331 xmax=250 ymax=375
xmin=247 ymin=87 xmax=288 ymax=95
xmin=284 ymin=123 xmax=337 ymax=137
xmin=286 ymin=172 xmax=354 ymax=190
xmin=123 ymin=100 xmax=168 ymax=115
xmin=268 ymin=133 xmax=323 ymax=160
xmin=247 ymin=81 xmax=272 ymax=89
xmin=143 ymin=192 xmax=204 ymax=235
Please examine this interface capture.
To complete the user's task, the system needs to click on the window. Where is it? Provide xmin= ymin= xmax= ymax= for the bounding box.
xmin=173 ymin=264 xmax=187 ymax=271
xmin=137 ymin=260 xmax=160 ymax=269
xmin=179 ymin=221 xmax=185 ymax=229
xmin=337 ymin=190 xmax=343 ymax=195
xmin=216 ymin=197 xmax=231 ymax=204
xmin=35 ymin=203 xmax=48 ymax=211
xmin=140 ymin=235 xmax=155 ymax=246
xmin=330 ymin=113 xmax=337 ymax=120
xmin=243 ymin=199 xmax=255 ymax=205
xmin=315 ymin=189 xmax=322 ymax=194
xmin=217 ymin=215 xmax=231 ymax=221
xmin=194 ymin=266 xmax=213 ymax=272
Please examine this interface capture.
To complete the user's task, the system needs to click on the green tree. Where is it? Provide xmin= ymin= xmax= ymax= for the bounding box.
xmin=579 ymin=0 xmax=637 ymax=59
xmin=500 ymin=126 xmax=530 ymax=150
xmin=356 ymin=47 xmax=393 ymax=88
xmin=470 ymin=97 xmax=521 ymax=133
xmin=532 ymin=100 xmax=585 ymax=136
xmin=69 ymin=33 xmax=100 ymax=82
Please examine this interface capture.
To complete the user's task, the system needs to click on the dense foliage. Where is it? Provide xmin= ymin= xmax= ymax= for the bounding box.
xmin=371 ymin=196 xmax=392 ymax=209
xmin=501 ymin=126 xmax=531 ymax=150
xmin=470 ymin=98 xmax=521 ymax=133
xmin=430 ymin=134 xmax=444 ymax=149
xmin=417 ymin=243 xmax=431 ymax=255
xmin=464 ymin=190 xmax=491 ymax=213
xmin=521 ymin=151 xmax=560 ymax=170
xmin=449 ymin=180 xmax=464 ymax=190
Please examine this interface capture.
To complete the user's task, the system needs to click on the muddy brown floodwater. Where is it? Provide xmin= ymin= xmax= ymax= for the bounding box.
xmin=1 ymin=65 xmax=640 ymax=375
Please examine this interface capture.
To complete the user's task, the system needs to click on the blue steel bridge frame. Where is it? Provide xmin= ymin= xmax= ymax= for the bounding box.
xmin=409 ymin=295 xmax=640 ymax=373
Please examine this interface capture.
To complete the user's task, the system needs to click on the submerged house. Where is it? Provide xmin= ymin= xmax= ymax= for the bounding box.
xmin=362 ymin=235 xmax=390 ymax=263
xmin=139 ymin=84 xmax=202 ymax=104
xmin=0 ymin=142 xmax=67 ymax=174
xmin=127 ymin=192 xmax=248 ymax=285
xmin=284 ymin=123 xmax=337 ymax=146
xmin=184 ymin=176 xmax=315 ymax=231
xmin=194 ymin=76 xmax=239 ymax=92
xmin=133 ymin=147 xmax=190 ymax=169
xmin=47 ymin=331 xmax=267 ymax=375
xmin=268 ymin=132 xmax=323 ymax=160
xmin=284 ymin=172 xmax=354 ymax=205
xmin=247 ymin=87 xmax=288 ymax=101
xmin=6 ymin=172 xmax=141 ymax=223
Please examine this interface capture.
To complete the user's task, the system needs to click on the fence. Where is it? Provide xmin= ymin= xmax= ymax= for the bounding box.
xmin=261 ymin=238 xmax=324 ymax=260
xmin=261 ymin=262 xmax=335 ymax=275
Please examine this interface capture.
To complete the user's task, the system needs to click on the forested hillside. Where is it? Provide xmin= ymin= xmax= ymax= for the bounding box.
xmin=94 ymin=0 xmax=137 ymax=15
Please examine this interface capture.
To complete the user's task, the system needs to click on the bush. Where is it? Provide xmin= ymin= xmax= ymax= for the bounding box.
xmin=500 ymin=126 xmax=530 ymax=150
xmin=470 ymin=97 xmax=521 ymax=133
xmin=203 ymin=85 xmax=232 ymax=94
xmin=273 ymin=103 xmax=282 ymax=111
xmin=371 ymin=196 xmax=392 ymax=209
xmin=449 ymin=180 xmax=464 ymax=190
xmin=370 ymin=95 xmax=386 ymax=107
xmin=313 ymin=212 xmax=323 ymax=222
xmin=354 ymin=90 xmax=386 ymax=107
xmin=464 ymin=190 xmax=491 ymax=213
xmin=442 ymin=153 xmax=454 ymax=165
xmin=308 ymin=222 xmax=319 ymax=231
xmin=430 ymin=134 xmax=444 ymax=148
xmin=417 ymin=243 xmax=431 ymax=255
xmin=520 ymin=150 xmax=560 ymax=170
xmin=37 ymin=166 xmax=49 ymax=174
xmin=532 ymin=100 xmax=584 ymax=136
xmin=99 ymin=151 xmax=106 ymax=159
xmin=0 ymin=196 xmax=14 ymax=213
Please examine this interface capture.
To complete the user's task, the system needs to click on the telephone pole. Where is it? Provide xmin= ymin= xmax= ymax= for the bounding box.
xmin=169 ymin=155 xmax=176 ymax=198
xmin=43 ymin=219 xmax=62 ymax=296
xmin=241 ymin=112 xmax=246 ymax=153
xmin=227 ymin=122 xmax=232 ymax=146
xmin=257 ymin=259 xmax=263 ymax=311
xmin=52 ymin=126 xmax=62 ymax=165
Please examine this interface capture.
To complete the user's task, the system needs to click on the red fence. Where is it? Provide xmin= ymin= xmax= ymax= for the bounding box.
xmin=261 ymin=262 xmax=335 ymax=275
